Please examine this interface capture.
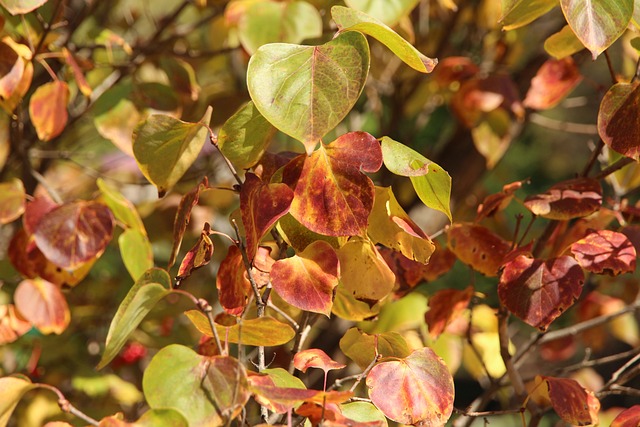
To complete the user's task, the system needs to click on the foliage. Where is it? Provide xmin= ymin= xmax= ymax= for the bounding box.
xmin=1 ymin=0 xmax=640 ymax=426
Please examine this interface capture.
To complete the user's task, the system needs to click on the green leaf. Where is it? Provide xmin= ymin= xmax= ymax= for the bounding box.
xmin=238 ymin=1 xmax=323 ymax=55
xmin=135 ymin=409 xmax=189 ymax=427
xmin=133 ymin=107 xmax=212 ymax=197
xmin=381 ymin=136 xmax=452 ymax=221
xmin=247 ymin=32 xmax=369 ymax=154
xmin=218 ymin=101 xmax=276 ymax=170
xmin=0 ymin=178 xmax=25 ymax=225
xmin=500 ymin=0 xmax=557 ymax=30
xmin=97 ymin=268 xmax=172 ymax=369
xmin=119 ymin=229 xmax=154 ymax=281
xmin=560 ymin=0 xmax=633 ymax=59
xmin=544 ymin=25 xmax=585 ymax=59
xmin=143 ymin=345 xmax=249 ymax=427
xmin=344 ymin=0 xmax=420 ymax=26
xmin=262 ymin=368 xmax=306 ymax=389
xmin=0 ymin=375 xmax=37 ymax=426
xmin=97 ymin=178 xmax=146 ymax=233
xmin=340 ymin=402 xmax=389 ymax=427
xmin=331 ymin=6 xmax=437 ymax=73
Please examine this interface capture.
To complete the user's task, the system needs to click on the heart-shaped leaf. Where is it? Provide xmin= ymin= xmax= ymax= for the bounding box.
xmin=344 ymin=0 xmax=419 ymax=26
xmin=247 ymin=32 xmax=369 ymax=154
xmin=524 ymin=177 xmax=602 ymax=220
xmin=270 ymin=240 xmax=339 ymax=316
xmin=366 ymin=347 xmax=454 ymax=426
xmin=331 ymin=6 xmax=437 ymax=73
xmin=560 ymin=0 xmax=633 ymax=59
xmin=339 ymin=328 xmax=411 ymax=370
xmin=598 ymin=82 xmax=640 ymax=160
xmin=133 ymin=107 xmax=212 ymax=196
xmin=523 ymin=57 xmax=583 ymax=110
xmin=530 ymin=376 xmax=600 ymax=425
xmin=98 ymin=269 xmax=172 ymax=369
xmin=14 ymin=278 xmax=69 ymax=335
xmin=119 ymin=228 xmax=154 ymax=281
xmin=284 ymin=132 xmax=382 ymax=236
xmin=447 ymin=223 xmax=511 ymax=276
xmin=0 ymin=178 xmax=25 ymax=224
xmin=499 ymin=255 xmax=584 ymax=330
xmin=294 ymin=349 xmax=346 ymax=374
xmin=500 ymin=0 xmax=557 ymax=30
xmin=34 ymin=200 xmax=114 ymax=269
xmin=570 ymin=230 xmax=636 ymax=276
xmin=381 ymin=136 xmax=452 ymax=221
xmin=216 ymin=245 xmax=251 ymax=315
xmin=28 ymin=80 xmax=69 ymax=141
xmin=0 ymin=376 xmax=37 ymax=427
xmin=425 ymin=286 xmax=474 ymax=339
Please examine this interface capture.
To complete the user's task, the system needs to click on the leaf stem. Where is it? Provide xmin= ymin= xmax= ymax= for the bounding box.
xmin=581 ymin=139 xmax=605 ymax=177
xmin=349 ymin=354 xmax=380 ymax=393
xmin=604 ymin=51 xmax=618 ymax=85
xmin=171 ymin=289 xmax=224 ymax=355
xmin=207 ymin=127 xmax=243 ymax=186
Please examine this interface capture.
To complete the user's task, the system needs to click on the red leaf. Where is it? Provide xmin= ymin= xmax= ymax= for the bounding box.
xmin=175 ymin=222 xmax=214 ymax=287
xmin=34 ymin=201 xmax=114 ymax=269
xmin=293 ymin=349 xmax=346 ymax=374
xmin=598 ymin=82 xmax=640 ymax=160
xmin=447 ymin=223 xmax=511 ymax=276
xmin=216 ymin=245 xmax=251 ymax=315
xmin=366 ymin=347 xmax=454 ymax=426
xmin=524 ymin=177 xmax=602 ymax=220
xmin=532 ymin=376 xmax=600 ymax=426
xmin=570 ymin=230 xmax=636 ymax=276
xmin=23 ymin=195 xmax=58 ymax=235
xmin=14 ymin=278 xmax=70 ymax=334
xmin=425 ymin=286 xmax=473 ymax=339
xmin=612 ymin=405 xmax=640 ymax=427
xmin=240 ymin=172 xmax=293 ymax=261
xmin=498 ymin=255 xmax=584 ymax=330
xmin=284 ymin=131 xmax=382 ymax=236
xmin=28 ymin=80 xmax=69 ymax=141
xmin=270 ymin=241 xmax=339 ymax=316
xmin=248 ymin=374 xmax=321 ymax=413
xmin=0 ymin=304 xmax=31 ymax=344
xmin=523 ymin=57 xmax=582 ymax=110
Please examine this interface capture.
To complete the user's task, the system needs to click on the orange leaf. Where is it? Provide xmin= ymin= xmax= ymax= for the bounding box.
xmin=531 ymin=376 xmax=600 ymax=426
xmin=216 ymin=245 xmax=251 ymax=315
xmin=14 ymin=278 xmax=70 ymax=334
xmin=175 ymin=222 xmax=214 ymax=287
xmin=293 ymin=349 xmax=346 ymax=374
xmin=0 ymin=304 xmax=31 ymax=344
xmin=28 ymin=80 xmax=69 ymax=141
xmin=447 ymin=223 xmax=511 ymax=276
xmin=425 ymin=286 xmax=473 ymax=339
xmin=612 ymin=405 xmax=640 ymax=427
xmin=523 ymin=57 xmax=582 ymax=110
xmin=598 ymin=82 xmax=640 ymax=160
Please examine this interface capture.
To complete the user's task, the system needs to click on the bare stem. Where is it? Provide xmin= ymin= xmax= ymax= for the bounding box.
xmin=349 ymin=354 xmax=380 ymax=392
xmin=171 ymin=289 xmax=224 ymax=355
xmin=207 ymin=127 xmax=243 ymax=186
xmin=604 ymin=51 xmax=618 ymax=85
xmin=593 ymin=157 xmax=635 ymax=180
xmin=37 ymin=384 xmax=99 ymax=426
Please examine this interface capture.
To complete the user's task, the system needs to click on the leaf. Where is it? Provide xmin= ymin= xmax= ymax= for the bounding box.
xmin=598 ymin=82 xmax=640 ymax=160
xmin=530 ymin=375 xmax=600 ymax=425
xmin=431 ymin=57 xmax=479 ymax=88
xmin=476 ymin=180 xmax=524 ymax=221
xmin=97 ymin=178 xmax=146 ymax=232
xmin=500 ymin=0 xmax=557 ymax=30
xmin=276 ymin=213 xmax=343 ymax=252
xmin=612 ymin=405 xmax=640 ymax=427
xmin=247 ymin=32 xmax=369 ymax=154
xmin=524 ymin=177 xmax=602 ymax=220
xmin=133 ymin=107 xmax=212 ymax=197
xmin=62 ymin=48 xmax=91 ymax=97
xmin=294 ymin=349 xmax=346 ymax=374
xmin=297 ymin=401 xmax=386 ymax=427
xmin=270 ymin=240 xmax=339 ymax=316
xmin=0 ymin=39 xmax=32 ymax=114
xmin=337 ymin=238 xmax=396 ymax=303
xmin=523 ymin=57 xmax=583 ymax=110
xmin=158 ymin=57 xmax=200 ymax=101
xmin=14 ymin=278 xmax=69 ymax=334
xmin=0 ymin=178 xmax=25 ymax=224
xmin=0 ymin=376 xmax=37 ymax=427
xmin=218 ymin=101 xmax=276 ymax=170
xmin=339 ymin=328 xmax=411 ymax=370
xmin=216 ymin=245 xmax=251 ymax=315
xmin=238 ymin=1 xmax=323 ymax=55
xmin=570 ymin=230 xmax=636 ymax=276
xmin=143 ymin=345 xmax=249 ymax=426
xmin=284 ymin=132 xmax=382 ymax=236
xmin=544 ymin=25 xmax=585 ymax=59
xmin=0 ymin=304 xmax=32 ymax=345
xmin=366 ymin=347 xmax=454 ymax=426
xmin=184 ymin=312 xmax=295 ymax=346
xmin=332 ymin=284 xmax=383 ymax=321
xmin=247 ymin=376 xmax=323 ymax=413
xmin=240 ymin=173 xmax=293 ymax=261
xmin=119 ymin=229 xmax=154 ymax=281
xmin=174 ymin=223 xmax=214 ymax=287
xmin=97 ymin=409 xmax=188 ymax=427
xmin=0 ymin=0 xmax=47 ymax=14
xmin=498 ymin=255 xmax=584 ymax=330
xmin=560 ymin=0 xmax=633 ymax=59
xmin=470 ymin=109 xmax=514 ymax=169
xmin=341 ymin=402 xmax=389 ymax=427
xmin=28 ymin=80 xmax=69 ymax=141
xmin=447 ymin=223 xmax=511 ymax=276
xmin=425 ymin=286 xmax=474 ymax=339
xmin=331 ymin=6 xmax=437 ymax=73
xmin=34 ymin=200 xmax=115 ymax=269
xmin=344 ymin=0 xmax=420 ymax=26
xmin=97 ymin=268 xmax=172 ymax=369
xmin=381 ymin=136 xmax=452 ymax=221
xmin=93 ymin=89 xmax=141 ymax=157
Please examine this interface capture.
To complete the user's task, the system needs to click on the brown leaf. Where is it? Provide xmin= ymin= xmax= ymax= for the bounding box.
xmin=531 ymin=376 xmax=600 ymax=426
xmin=216 ymin=245 xmax=251 ymax=315
xmin=476 ymin=180 xmax=525 ymax=221
xmin=524 ymin=177 xmax=602 ymax=220
xmin=175 ymin=222 xmax=214 ymax=287
xmin=598 ymin=82 xmax=640 ymax=160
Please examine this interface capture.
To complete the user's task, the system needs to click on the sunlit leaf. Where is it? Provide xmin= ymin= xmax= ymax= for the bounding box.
xmin=185 ymin=312 xmax=295 ymax=346
xmin=523 ymin=57 xmax=582 ymax=110
xmin=499 ymin=255 xmax=584 ymax=330
xmin=97 ymin=409 xmax=188 ymax=427
xmin=248 ymin=32 xmax=369 ymax=154
xmin=174 ymin=223 xmax=213 ymax=287
xmin=544 ymin=25 xmax=585 ymax=59
xmin=0 ymin=178 xmax=25 ymax=224
xmin=332 ymin=6 xmax=437 ymax=73
xmin=476 ymin=180 xmax=524 ymax=221
xmin=570 ymin=230 xmax=636 ymax=276
xmin=34 ymin=200 xmax=114 ymax=269
xmin=294 ymin=349 xmax=346 ymax=374
xmin=119 ymin=229 xmax=154 ymax=281
xmin=339 ymin=328 xmax=411 ymax=370
xmin=0 ymin=0 xmax=48 ymax=14
xmin=425 ymin=286 xmax=473 ymax=339
xmin=500 ymin=0 xmax=557 ymax=30
xmin=341 ymin=402 xmax=389 ymax=427
xmin=276 ymin=214 xmax=343 ymax=252
xmin=611 ymin=405 xmax=640 ymax=427
xmin=284 ymin=132 xmax=382 ymax=236
xmin=0 ymin=304 xmax=31 ymax=345
xmin=97 ymin=178 xmax=146 ymax=232
xmin=218 ymin=101 xmax=276 ymax=170
xmin=0 ymin=39 xmax=32 ymax=113
xmin=297 ymin=401 xmax=386 ymax=427
xmin=93 ymin=85 xmax=141 ymax=157
xmin=366 ymin=347 xmax=454 ymax=426
xmin=28 ymin=80 xmax=69 ymax=141
xmin=271 ymin=240 xmax=339 ymax=316
xmin=470 ymin=108 xmax=514 ymax=169
xmin=332 ymin=284 xmax=383 ymax=321
xmin=216 ymin=245 xmax=251 ymax=316
xmin=241 ymin=173 xmax=293 ymax=261
xmin=0 ymin=376 xmax=37 ymax=427
xmin=14 ymin=278 xmax=69 ymax=334
xmin=248 ymin=376 xmax=323 ymax=413
xmin=133 ymin=107 xmax=212 ymax=197
xmin=143 ymin=345 xmax=249 ymax=426
xmin=447 ymin=223 xmax=511 ymax=276
xmin=560 ymin=0 xmax=633 ymax=59
xmin=598 ymin=82 xmax=640 ymax=160
xmin=530 ymin=375 xmax=600 ymax=425
xmin=247 ymin=369 xmax=306 ymax=413
xmin=344 ymin=0 xmax=419 ymax=26
xmin=523 ymin=177 xmax=602 ymax=220
xmin=381 ymin=136 xmax=452 ymax=221
xmin=98 ymin=269 xmax=172 ymax=369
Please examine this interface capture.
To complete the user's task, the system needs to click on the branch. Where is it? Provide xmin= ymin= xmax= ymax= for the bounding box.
xmin=593 ymin=157 xmax=636 ymax=180
xmin=37 ymin=384 xmax=99 ymax=426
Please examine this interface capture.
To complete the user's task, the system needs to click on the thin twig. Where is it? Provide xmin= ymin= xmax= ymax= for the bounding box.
xmin=593 ymin=157 xmax=635 ymax=180
xmin=349 ymin=354 xmax=380 ymax=393
xmin=581 ymin=139 xmax=605 ymax=177
xmin=30 ymin=169 xmax=63 ymax=204
xmin=267 ymin=300 xmax=299 ymax=330
xmin=37 ymin=384 xmax=99 ymax=426
xmin=604 ymin=51 xmax=618 ymax=85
